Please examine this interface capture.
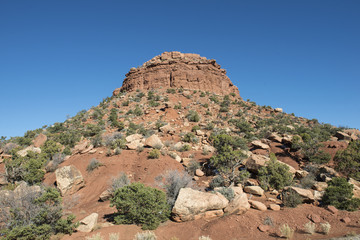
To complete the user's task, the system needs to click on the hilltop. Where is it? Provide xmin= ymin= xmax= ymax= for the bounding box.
xmin=1 ymin=52 xmax=360 ymax=240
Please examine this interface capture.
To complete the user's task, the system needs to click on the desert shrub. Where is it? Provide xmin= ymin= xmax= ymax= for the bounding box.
xmin=334 ymin=140 xmax=360 ymax=180
xmin=83 ymin=124 xmax=102 ymax=137
xmin=133 ymin=231 xmax=157 ymax=240
xmin=148 ymin=100 xmax=160 ymax=107
xmin=156 ymin=170 xmax=192 ymax=207
xmin=319 ymin=222 xmax=331 ymax=235
xmin=282 ymin=188 xmax=303 ymax=208
xmin=322 ymin=177 xmax=360 ymax=211
xmin=258 ymin=153 xmax=293 ymax=190
xmin=215 ymin=187 xmax=235 ymax=201
xmin=86 ymin=233 xmax=103 ymax=240
xmin=209 ymin=175 xmax=226 ymax=189
xmin=179 ymin=144 xmax=191 ymax=152
xmin=200 ymin=92 xmax=206 ymax=97
xmin=191 ymin=125 xmax=200 ymax=132
xmin=110 ymin=182 xmax=170 ymax=230
xmin=111 ymin=138 xmax=127 ymax=150
xmin=299 ymin=173 xmax=316 ymax=189
xmin=0 ymin=187 xmax=78 ymax=239
xmin=263 ymin=216 xmax=274 ymax=226
xmin=122 ymin=100 xmax=130 ymax=106
xmin=167 ymin=88 xmax=176 ymax=94
xmin=111 ymin=172 xmax=131 ymax=192
xmin=114 ymin=147 xmax=122 ymax=155
xmin=235 ymin=169 xmax=251 ymax=186
xmin=109 ymin=233 xmax=119 ymax=240
xmin=2 ymin=142 xmax=18 ymax=154
xmin=186 ymin=110 xmax=200 ymax=122
xmin=303 ymin=221 xmax=316 ymax=235
xmin=45 ymin=153 xmax=65 ymax=172
xmin=133 ymin=105 xmax=143 ymax=116
xmin=187 ymin=160 xmax=201 ymax=176
xmin=41 ymin=140 xmax=62 ymax=159
xmin=92 ymin=134 xmax=103 ymax=148
xmin=86 ymin=158 xmax=103 ymax=172
xmin=148 ymin=149 xmax=160 ymax=159
xmin=183 ymin=133 xmax=197 ymax=143
xmin=209 ymin=134 xmax=248 ymax=185
xmin=279 ymin=224 xmax=294 ymax=239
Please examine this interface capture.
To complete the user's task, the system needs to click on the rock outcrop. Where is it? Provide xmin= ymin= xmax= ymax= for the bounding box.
xmin=55 ymin=165 xmax=84 ymax=195
xmin=114 ymin=51 xmax=240 ymax=97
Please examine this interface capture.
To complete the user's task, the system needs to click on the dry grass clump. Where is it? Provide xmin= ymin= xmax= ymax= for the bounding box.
xmin=320 ymin=222 xmax=331 ymax=235
xmin=133 ymin=231 xmax=157 ymax=240
xmin=303 ymin=221 xmax=316 ymax=235
xmin=279 ymin=224 xmax=294 ymax=239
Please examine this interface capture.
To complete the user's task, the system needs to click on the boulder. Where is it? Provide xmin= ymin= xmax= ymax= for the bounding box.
xmin=159 ymin=125 xmax=176 ymax=135
xmin=313 ymin=182 xmax=328 ymax=192
xmin=33 ymin=134 xmax=47 ymax=147
xmin=308 ymin=214 xmax=321 ymax=223
xmin=349 ymin=178 xmax=360 ymax=198
xmin=195 ymin=130 xmax=205 ymax=136
xmin=202 ymin=145 xmax=215 ymax=154
xmin=287 ymin=186 xmax=314 ymax=202
xmin=203 ymin=210 xmax=224 ymax=220
xmin=268 ymin=133 xmax=282 ymax=143
xmin=99 ymin=189 xmax=113 ymax=202
xmin=172 ymin=188 xmax=229 ymax=222
xmin=0 ymin=174 xmax=8 ymax=186
xmin=125 ymin=134 xmax=143 ymax=142
xmin=224 ymin=192 xmax=250 ymax=215
xmin=251 ymin=140 xmax=270 ymax=150
xmin=126 ymin=140 xmax=144 ymax=150
xmin=249 ymin=200 xmax=267 ymax=211
xmin=244 ymin=186 xmax=264 ymax=197
xmin=327 ymin=205 xmax=338 ymax=214
xmin=55 ymin=165 xmax=84 ymax=195
xmin=274 ymin=108 xmax=283 ymax=113
xmin=17 ymin=146 xmax=41 ymax=157
xmin=145 ymin=135 xmax=163 ymax=149
xmin=77 ymin=213 xmax=98 ymax=233
xmin=335 ymin=131 xmax=351 ymax=141
xmin=244 ymin=154 xmax=270 ymax=173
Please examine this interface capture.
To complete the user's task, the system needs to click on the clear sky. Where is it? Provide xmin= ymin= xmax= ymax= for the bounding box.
xmin=1 ymin=0 xmax=359 ymax=138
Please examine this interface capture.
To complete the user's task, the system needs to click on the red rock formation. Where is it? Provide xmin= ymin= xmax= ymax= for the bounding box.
xmin=113 ymin=51 xmax=240 ymax=97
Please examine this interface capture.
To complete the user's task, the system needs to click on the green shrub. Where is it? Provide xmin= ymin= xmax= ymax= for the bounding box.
xmin=110 ymin=182 xmax=170 ymax=230
xmin=183 ymin=133 xmax=197 ymax=143
xmin=282 ymin=188 xmax=303 ymax=208
xmin=134 ymin=106 xmax=143 ymax=116
xmin=148 ymin=149 xmax=160 ymax=159
xmin=334 ymin=140 xmax=360 ymax=180
xmin=209 ymin=134 xmax=248 ymax=185
xmin=258 ymin=153 xmax=293 ymax=190
xmin=322 ymin=177 xmax=360 ymax=211
xmin=191 ymin=125 xmax=200 ymax=132
xmin=187 ymin=160 xmax=200 ymax=176
xmin=167 ymin=88 xmax=176 ymax=94
xmin=186 ymin=110 xmax=200 ymax=122
xmin=179 ymin=144 xmax=191 ymax=152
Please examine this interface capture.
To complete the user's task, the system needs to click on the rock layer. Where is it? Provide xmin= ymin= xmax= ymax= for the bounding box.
xmin=114 ymin=51 xmax=240 ymax=97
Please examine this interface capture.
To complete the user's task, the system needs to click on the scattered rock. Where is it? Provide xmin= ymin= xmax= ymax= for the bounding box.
xmin=244 ymin=154 xmax=270 ymax=173
xmin=72 ymin=140 xmax=90 ymax=154
xmin=258 ymin=224 xmax=271 ymax=232
xmin=327 ymin=205 xmax=338 ymax=214
xmin=0 ymin=174 xmax=8 ymax=186
xmin=341 ymin=217 xmax=351 ymax=224
xmin=159 ymin=124 xmax=176 ymax=135
xmin=249 ymin=200 xmax=267 ymax=211
xmin=55 ymin=165 xmax=85 ymax=196
xmin=295 ymin=170 xmax=309 ymax=179
xmin=313 ymin=182 xmax=328 ymax=192
xmin=307 ymin=214 xmax=321 ymax=223
xmin=195 ymin=169 xmax=204 ymax=177
xmin=77 ymin=213 xmax=98 ymax=233
xmin=145 ymin=135 xmax=164 ymax=149
xmin=335 ymin=131 xmax=351 ymax=141
xmin=172 ymin=188 xmax=229 ymax=222
xmin=202 ymin=145 xmax=215 ymax=154
xmin=203 ymin=210 xmax=224 ymax=219
xmin=269 ymin=204 xmax=280 ymax=211
xmin=195 ymin=130 xmax=205 ymax=136
xmin=126 ymin=140 xmax=144 ymax=150
xmin=244 ymin=186 xmax=264 ymax=196
xmin=348 ymin=178 xmax=360 ymax=198
xmin=287 ymin=186 xmax=314 ymax=202
xmin=274 ymin=108 xmax=283 ymax=113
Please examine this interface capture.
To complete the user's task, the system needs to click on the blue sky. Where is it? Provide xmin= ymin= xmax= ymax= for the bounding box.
xmin=1 ymin=1 xmax=359 ymax=138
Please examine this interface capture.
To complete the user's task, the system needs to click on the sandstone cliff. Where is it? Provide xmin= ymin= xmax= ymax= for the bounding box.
xmin=113 ymin=51 xmax=240 ymax=97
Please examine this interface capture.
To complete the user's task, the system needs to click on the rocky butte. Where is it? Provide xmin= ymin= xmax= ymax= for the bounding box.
xmin=113 ymin=51 xmax=240 ymax=97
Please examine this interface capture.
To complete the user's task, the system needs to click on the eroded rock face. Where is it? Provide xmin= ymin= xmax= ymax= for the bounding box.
xmin=55 ymin=165 xmax=84 ymax=196
xmin=114 ymin=52 xmax=240 ymax=97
